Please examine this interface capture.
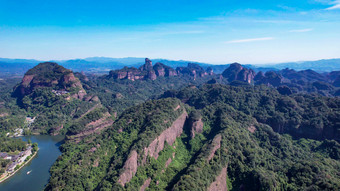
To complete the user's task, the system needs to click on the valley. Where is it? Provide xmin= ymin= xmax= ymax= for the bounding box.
xmin=0 ymin=58 xmax=339 ymax=190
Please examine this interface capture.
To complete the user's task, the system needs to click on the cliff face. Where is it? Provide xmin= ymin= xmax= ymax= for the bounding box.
xmin=153 ymin=62 xmax=177 ymax=77
xmin=176 ymin=63 xmax=209 ymax=79
xmin=190 ymin=118 xmax=204 ymax=138
xmin=207 ymin=134 xmax=222 ymax=161
xmin=208 ymin=167 xmax=228 ymax=191
xmin=117 ymin=150 xmax=138 ymax=186
xmin=222 ymin=63 xmax=255 ymax=83
xmin=67 ymin=111 xmax=114 ymax=143
xmin=109 ymin=58 xmax=213 ymax=81
xmin=118 ymin=109 xmax=188 ymax=186
xmin=15 ymin=62 xmax=86 ymax=99
xmin=142 ymin=111 xmax=188 ymax=164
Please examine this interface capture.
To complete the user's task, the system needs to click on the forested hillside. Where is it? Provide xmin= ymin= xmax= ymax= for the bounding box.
xmin=45 ymin=84 xmax=340 ymax=191
xmin=0 ymin=60 xmax=339 ymax=191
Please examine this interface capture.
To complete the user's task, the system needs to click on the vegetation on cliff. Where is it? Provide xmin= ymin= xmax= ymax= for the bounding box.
xmin=45 ymin=84 xmax=339 ymax=191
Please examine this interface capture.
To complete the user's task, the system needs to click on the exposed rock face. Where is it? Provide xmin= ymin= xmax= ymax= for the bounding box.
xmin=190 ymin=118 xmax=204 ymax=138
xmin=109 ymin=58 xmax=214 ymax=81
xmin=15 ymin=62 xmax=86 ymax=99
xmin=71 ymin=89 xmax=87 ymax=100
xmin=164 ymin=155 xmax=173 ymax=168
xmin=207 ymin=134 xmax=222 ymax=161
xmin=208 ymin=167 xmax=228 ymax=191
xmin=118 ymin=109 xmax=188 ymax=186
xmin=142 ymin=111 xmax=188 ymax=163
xmin=109 ymin=67 xmax=144 ymax=81
xmin=140 ymin=178 xmax=151 ymax=191
xmin=140 ymin=58 xmax=153 ymax=71
xmin=153 ymin=62 xmax=177 ymax=77
xmin=68 ymin=112 xmax=114 ymax=143
xmin=176 ymin=63 xmax=208 ymax=79
xmin=222 ymin=63 xmax=255 ymax=83
xmin=248 ymin=125 xmax=256 ymax=133
xmin=118 ymin=150 xmax=138 ymax=186
xmin=148 ymin=70 xmax=157 ymax=80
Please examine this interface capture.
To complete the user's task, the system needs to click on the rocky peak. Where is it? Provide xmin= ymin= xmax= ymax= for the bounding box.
xmin=139 ymin=58 xmax=153 ymax=71
xmin=176 ymin=63 xmax=207 ymax=79
xmin=153 ymin=62 xmax=177 ymax=77
xmin=222 ymin=63 xmax=255 ymax=83
xmin=14 ymin=62 xmax=86 ymax=98
xmin=109 ymin=58 xmax=211 ymax=81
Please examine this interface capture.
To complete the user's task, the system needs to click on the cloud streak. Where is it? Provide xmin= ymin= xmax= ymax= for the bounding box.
xmin=289 ymin=28 xmax=313 ymax=33
xmin=325 ymin=0 xmax=340 ymax=10
xmin=225 ymin=37 xmax=274 ymax=44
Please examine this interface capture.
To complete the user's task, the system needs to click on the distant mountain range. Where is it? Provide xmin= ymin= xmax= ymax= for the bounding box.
xmin=263 ymin=59 xmax=340 ymax=72
xmin=0 ymin=57 xmax=339 ymax=76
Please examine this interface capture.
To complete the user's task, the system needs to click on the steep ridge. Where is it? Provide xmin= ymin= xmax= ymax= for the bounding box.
xmin=46 ymin=98 xmax=188 ymax=190
xmin=45 ymin=83 xmax=340 ymax=191
xmin=166 ymin=85 xmax=340 ymax=190
xmin=207 ymin=167 xmax=228 ymax=191
xmin=118 ymin=110 xmax=188 ymax=186
xmin=163 ymin=84 xmax=340 ymax=141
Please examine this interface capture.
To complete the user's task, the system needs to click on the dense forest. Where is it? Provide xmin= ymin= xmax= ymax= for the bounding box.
xmin=45 ymin=84 xmax=340 ymax=191
xmin=0 ymin=60 xmax=339 ymax=190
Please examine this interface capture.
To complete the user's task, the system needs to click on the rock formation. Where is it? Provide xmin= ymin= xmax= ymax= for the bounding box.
xmin=14 ymin=62 xmax=86 ymax=99
xmin=109 ymin=58 xmax=212 ymax=81
xmin=176 ymin=63 xmax=208 ymax=79
xmin=117 ymin=150 xmax=138 ymax=186
xmin=153 ymin=62 xmax=177 ymax=77
xmin=207 ymin=134 xmax=222 ymax=161
xmin=142 ymin=111 xmax=188 ymax=163
xmin=222 ymin=63 xmax=255 ymax=83
xmin=140 ymin=178 xmax=152 ymax=191
xmin=208 ymin=167 xmax=228 ymax=191
xmin=118 ymin=109 xmax=188 ymax=186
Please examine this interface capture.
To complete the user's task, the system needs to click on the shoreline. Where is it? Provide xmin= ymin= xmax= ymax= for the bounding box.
xmin=0 ymin=148 xmax=39 ymax=183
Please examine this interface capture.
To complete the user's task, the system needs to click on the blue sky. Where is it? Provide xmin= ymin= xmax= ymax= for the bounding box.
xmin=0 ymin=0 xmax=340 ymax=64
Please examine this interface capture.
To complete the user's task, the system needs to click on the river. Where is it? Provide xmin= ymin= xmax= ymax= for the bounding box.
xmin=0 ymin=135 xmax=64 ymax=191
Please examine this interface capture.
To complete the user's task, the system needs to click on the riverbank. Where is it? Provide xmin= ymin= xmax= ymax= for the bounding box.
xmin=0 ymin=149 xmax=38 ymax=183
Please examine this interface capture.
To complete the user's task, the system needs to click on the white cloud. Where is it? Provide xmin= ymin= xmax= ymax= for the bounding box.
xmin=289 ymin=28 xmax=313 ymax=33
xmin=225 ymin=37 xmax=274 ymax=44
xmin=325 ymin=0 xmax=340 ymax=10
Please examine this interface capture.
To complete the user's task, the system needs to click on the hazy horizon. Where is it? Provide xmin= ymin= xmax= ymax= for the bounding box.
xmin=1 ymin=0 xmax=340 ymax=64
xmin=1 ymin=56 xmax=340 ymax=66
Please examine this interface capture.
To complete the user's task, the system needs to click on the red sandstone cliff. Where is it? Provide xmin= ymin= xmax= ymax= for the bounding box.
xmin=208 ymin=167 xmax=228 ymax=191
xmin=117 ymin=109 xmax=188 ymax=186
xmin=15 ymin=62 xmax=86 ymax=99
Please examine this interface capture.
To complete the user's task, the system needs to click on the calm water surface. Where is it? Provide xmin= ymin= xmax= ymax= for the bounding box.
xmin=0 ymin=135 xmax=64 ymax=191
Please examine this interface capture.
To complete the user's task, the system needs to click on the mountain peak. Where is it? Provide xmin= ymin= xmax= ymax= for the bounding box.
xmin=14 ymin=62 xmax=86 ymax=99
